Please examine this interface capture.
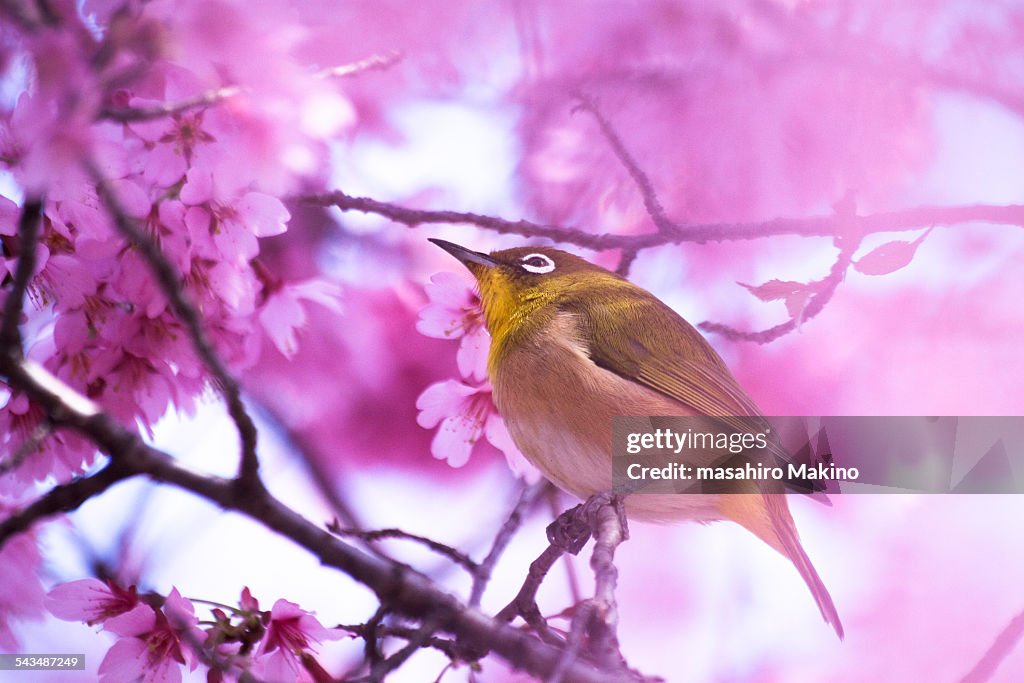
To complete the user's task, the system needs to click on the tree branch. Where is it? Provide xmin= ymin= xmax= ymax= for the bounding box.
xmin=959 ymin=607 xmax=1024 ymax=683
xmin=572 ymin=93 xmax=675 ymax=236
xmin=98 ymin=85 xmax=244 ymax=122
xmin=469 ymin=481 xmax=548 ymax=607
xmin=100 ymin=52 xmax=403 ymax=123
xmin=87 ymin=161 xmax=261 ymax=485
xmin=0 ymin=198 xmax=43 ymax=357
xmin=328 ymin=522 xmax=478 ymax=574
xmin=0 ymin=355 xmax=622 ymax=683
xmin=306 ymin=190 xmax=1024 ymax=249
xmin=0 ymin=458 xmax=134 ymax=541
xmin=0 ymin=418 xmax=52 ymax=475
xmin=698 ymin=237 xmax=858 ymax=343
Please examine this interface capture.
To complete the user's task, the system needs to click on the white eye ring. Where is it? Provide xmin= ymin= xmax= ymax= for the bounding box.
xmin=520 ymin=253 xmax=556 ymax=274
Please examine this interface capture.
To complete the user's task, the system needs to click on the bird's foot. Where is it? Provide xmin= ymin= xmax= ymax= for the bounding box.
xmin=546 ymin=492 xmax=628 ymax=554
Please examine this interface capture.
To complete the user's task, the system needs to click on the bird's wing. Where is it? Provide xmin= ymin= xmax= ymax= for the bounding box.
xmin=563 ymin=291 xmax=843 ymax=637
xmin=563 ymin=291 xmax=822 ymax=490
xmin=563 ymin=292 xmax=762 ymax=418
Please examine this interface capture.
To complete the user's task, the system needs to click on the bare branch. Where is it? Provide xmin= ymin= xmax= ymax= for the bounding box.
xmin=615 ymin=248 xmax=639 ymax=277
xmin=0 ymin=355 xmax=620 ymax=683
xmin=314 ymin=51 xmax=404 ymax=80
xmin=547 ymin=600 xmax=593 ymax=683
xmin=0 ymin=198 xmax=44 ymax=356
xmin=698 ymin=237 xmax=857 ymax=343
xmin=361 ymin=619 xmax=440 ymax=683
xmin=0 ymin=459 xmax=134 ymax=542
xmin=495 ymin=543 xmax=567 ymax=646
xmin=572 ymin=93 xmax=675 ymax=235
xmin=87 ymin=161 xmax=261 ymax=485
xmin=470 ymin=481 xmax=548 ymax=607
xmin=100 ymin=52 xmax=402 ymax=123
xmin=99 ymin=85 xmax=244 ymax=122
xmin=257 ymin=404 xmax=396 ymax=563
xmin=306 ymin=190 xmax=1024 ymax=250
xmin=959 ymin=607 xmax=1024 ymax=683
xmin=584 ymin=499 xmax=629 ymax=672
xmin=340 ymin=622 xmax=463 ymax=662
xmin=0 ymin=418 xmax=52 ymax=476
xmin=328 ymin=522 xmax=477 ymax=574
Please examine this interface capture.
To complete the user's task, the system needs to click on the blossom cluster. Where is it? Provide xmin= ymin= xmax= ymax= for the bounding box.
xmin=46 ymin=579 xmax=341 ymax=682
xmin=1 ymin=0 xmax=347 ymax=649
xmin=414 ymin=271 xmax=538 ymax=480
xmin=1 ymin=2 xmax=347 ymax=490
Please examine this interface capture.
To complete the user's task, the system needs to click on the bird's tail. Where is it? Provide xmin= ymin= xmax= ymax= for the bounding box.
xmin=720 ymin=493 xmax=844 ymax=639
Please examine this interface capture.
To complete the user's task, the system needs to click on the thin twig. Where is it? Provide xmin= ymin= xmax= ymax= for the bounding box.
xmin=495 ymin=543 xmax=567 ymax=646
xmin=572 ymin=93 xmax=675 ymax=235
xmin=615 ymin=248 xmax=639 ymax=277
xmin=99 ymin=85 xmax=244 ymax=122
xmin=0 ymin=458 xmax=134 ymax=542
xmin=698 ymin=237 xmax=857 ymax=343
xmin=549 ymin=497 xmax=633 ymax=682
xmin=100 ymin=52 xmax=403 ymax=122
xmin=339 ymin=622 xmax=462 ymax=662
xmin=328 ymin=522 xmax=477 ymax=574
xmin=87 ymin=160 xmax=261 ymax=485
xmin=360 ymin=606 xmax=389 ymax=672
xmin=0 ymin=419 xmax=52 ymax=475
xmin=314 ymin=51 xmax=404 ymax=80
xmin=546 ymin=600 xmax=595 ymax=683
xmin=585 ymin=499 xmax=629 ymax=672
xmin=469 ymin=481 xmax=548 ymax=607
xmin=546 ymin=487 xmax=583 ymax=606
xmin=959 ymin=607 xmax=1024 ymax=683
xmin=258 ymin=404 xmax=390 ymax=561
xmin=0 ymin=198 xmax=43 ymax=355
xmin=361 ymin=619 xmax=440 ymax=683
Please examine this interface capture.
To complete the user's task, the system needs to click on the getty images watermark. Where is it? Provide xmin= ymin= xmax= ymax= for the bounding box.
xmin=611 ymin=416 xmax=1024 ymax=495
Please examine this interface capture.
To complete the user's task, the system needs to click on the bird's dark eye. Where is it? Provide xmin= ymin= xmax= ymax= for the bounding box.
xmin=520 ymin=253 xmax=556 ymax=274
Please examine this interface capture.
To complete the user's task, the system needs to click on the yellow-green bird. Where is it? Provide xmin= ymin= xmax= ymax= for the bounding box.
xmin=429 ymin=238 xmax=843 ymax=639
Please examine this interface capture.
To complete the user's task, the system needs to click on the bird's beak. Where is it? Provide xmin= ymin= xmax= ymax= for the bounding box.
xmin=428 ymin=239 xmax=498 ymax=270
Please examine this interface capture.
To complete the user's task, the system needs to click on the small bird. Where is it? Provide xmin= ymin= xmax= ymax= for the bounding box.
xmin=428 ymin=238 xmax=843 ymax=639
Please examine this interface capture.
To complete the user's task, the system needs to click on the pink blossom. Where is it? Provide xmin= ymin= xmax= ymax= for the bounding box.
xmin=0 ymin=394 xmax=93 ymax=488
xmin=251 ymin=598 xmax=342 ymax=682
xmin=0 ymin=516 xmax=46 ymax=651
xmin=6 ymin=33 xmax=98 ymax=193
xmin=258 ymin=279 xmax=343 ymax=358
xmin=46 ymin=578 xmax=141 ymax=627
xmin=417 ymin=271 xmax=490 ymax=381
xmin=180 ymin=176 xmax=290 ymax=262
xmin=416 ymin=380 xmax=536 ymax=480
xmin=97 ymin=588 xmax=204 ymax=683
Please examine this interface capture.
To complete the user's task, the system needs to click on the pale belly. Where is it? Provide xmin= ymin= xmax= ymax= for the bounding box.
xmin=491 ymin=325 xmax=722 ymax=524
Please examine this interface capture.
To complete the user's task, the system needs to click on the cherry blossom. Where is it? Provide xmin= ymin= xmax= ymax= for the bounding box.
xmin=1 ymin=1 xmax=1023 ymax=680
xmin=251 ymin=598 xmax=342 ymax=683
xmin=415 ymin=379 xmax=537 ymax=482
xmin=97 ymin=589 xmax=204 ymax=683
xmin=257 ymin=279 xmax=343 ymax=358
xmin=0 ymin=517 xmax=46 ymax=651
xmin=46 ymin=578 xmax=149 ymax=630
xmin=416 ymin=271 xmax=490 ymax=381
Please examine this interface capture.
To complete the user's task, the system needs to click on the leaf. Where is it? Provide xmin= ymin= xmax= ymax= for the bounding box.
xmin=739 ymin=279 xmax=820 ymax=326
xmin=784 ymin=289 xmax=814 ymax=320
xmin=853 ymin=227 xmax=934 ymax=276
xmin=738 ymin=279 xmax=807 ymax=302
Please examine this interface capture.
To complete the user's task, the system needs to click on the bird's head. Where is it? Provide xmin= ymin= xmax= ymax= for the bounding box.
xmin=428 ymin=238 xmax=623 ymax=344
